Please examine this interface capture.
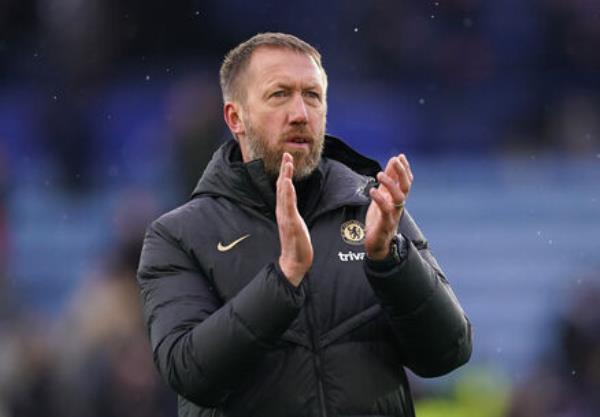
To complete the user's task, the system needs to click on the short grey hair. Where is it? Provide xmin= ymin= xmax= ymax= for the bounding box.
xmin=219 ymin=32 xmax=328 ymax=103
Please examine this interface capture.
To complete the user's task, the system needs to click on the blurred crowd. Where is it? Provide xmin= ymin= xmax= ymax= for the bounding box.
xmin=1 ymin=0 xmax=599 ymax=192
xmin=410 ymin=281 xmax=600 ymax=417
xmin=1 ymin=1 xmax=599 ymax=416
xmin=506 ymin=282 xmax=600 ymax=417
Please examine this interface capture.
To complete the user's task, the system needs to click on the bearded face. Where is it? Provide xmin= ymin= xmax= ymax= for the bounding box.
xmin=229 ymin=47 xmax=328 ymax=180
xmin=244 ymin=114 xmax=325 ymax=180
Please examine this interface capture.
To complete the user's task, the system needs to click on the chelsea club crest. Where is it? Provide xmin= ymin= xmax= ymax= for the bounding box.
xmin=340 ymin=220 xmax=365 ymax=245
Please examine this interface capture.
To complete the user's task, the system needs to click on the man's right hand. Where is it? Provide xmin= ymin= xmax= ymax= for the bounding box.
xmin=276 ymin=152 xmax=313 ymax=287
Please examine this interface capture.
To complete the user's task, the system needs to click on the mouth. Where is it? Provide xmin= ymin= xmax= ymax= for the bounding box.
xmin=284 ymin=136 xmax=312 ymax=150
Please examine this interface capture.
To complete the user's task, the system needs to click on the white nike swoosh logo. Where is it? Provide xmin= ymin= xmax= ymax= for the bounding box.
xmin=217 ymin=234 xmax=251 ymax=252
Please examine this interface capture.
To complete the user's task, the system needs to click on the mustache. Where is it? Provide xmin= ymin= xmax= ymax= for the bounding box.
xmin=281 ymin=127 xmax=317 ymax=142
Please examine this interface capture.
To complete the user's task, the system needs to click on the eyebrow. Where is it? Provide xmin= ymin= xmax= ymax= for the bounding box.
xmin=265 ymin=80 xmax=322 ymax=91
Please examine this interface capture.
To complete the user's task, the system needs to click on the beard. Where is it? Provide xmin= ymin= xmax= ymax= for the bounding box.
xmin=244 ymin=120 xmax=325 ymax=180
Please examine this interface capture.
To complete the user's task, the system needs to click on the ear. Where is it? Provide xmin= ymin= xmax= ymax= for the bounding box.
xmin=223 ymin=101 xmax=245 ymax=138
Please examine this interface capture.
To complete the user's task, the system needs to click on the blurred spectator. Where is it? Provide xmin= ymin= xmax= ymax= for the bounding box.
xmin=55 ymin=254 xmax=174 ymax=417
xmin=540 ymin=0 xmax=600 ymax=75
xmin=0 ymin=318 xmax=62 ymax=417
xmin=39 ymin=92 xmax=97 ymax=193
xmin=54 ymin=190 xmax=174 ymax=417
xmin=37 ymin=0 xmax=118 ymax=83
xmin=543 ymin=92 xmax=600 ymax=153
xmin=506 ymin=281 xmax=600 ymax=417
xmin=165 ymin=72 xmax=224 ymax=195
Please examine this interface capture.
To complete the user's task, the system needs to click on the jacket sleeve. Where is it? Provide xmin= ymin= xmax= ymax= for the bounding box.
xmin=137 ymin=219 xmax=305 ymax=407
xmin=363 ymin=210 xmax=472 ymax=377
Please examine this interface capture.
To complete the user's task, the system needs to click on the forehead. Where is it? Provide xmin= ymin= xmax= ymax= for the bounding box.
xmin=245 ymin=46 xmax=325 ymax=89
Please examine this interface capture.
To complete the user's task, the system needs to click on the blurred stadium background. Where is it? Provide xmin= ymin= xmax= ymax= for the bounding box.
xmin=1 ymin=1 xmax=599 ymax=416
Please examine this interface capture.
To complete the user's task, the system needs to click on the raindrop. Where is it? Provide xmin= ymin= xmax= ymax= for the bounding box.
xmin=548 ymin=239 xmax=553 ymax=245
xmin=571 ymin=370 xmax=576 ymax=376
xmin=596 ymin=153 xmax=600 ymax=159
xmin=418 ymin=98 xmax=426 ymax=105
xmin=536 ymin=231 xmax=541 ymax=236
xmin=353 ymin=27 xmax=359 ymax=33
xmin=434 ymin=1 xmax=439 ymax=5
xmin=195 ymin=10 xmax=200 ymax=16
xmin=52 ymin=95 xmax=58 ymax=100
xmin=496 ymin=347 xmax=503 ymax=354
xmin=430 ymin=15 xmax=435 ymax=19
xmin=145 ymin=75 xmax=151 ymax=81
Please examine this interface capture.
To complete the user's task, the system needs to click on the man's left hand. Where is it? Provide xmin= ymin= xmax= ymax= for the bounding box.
xmin=365 ymin=154 xmax=413 ymax=260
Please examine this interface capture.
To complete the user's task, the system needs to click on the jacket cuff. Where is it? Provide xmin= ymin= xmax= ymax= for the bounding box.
xmin=273 ymin=260 xmax=306 ymax=297
xmin=364 ymin=234 xmax=408 ymax=272
xmin=364 ymin=239 xmax=438 ymax=315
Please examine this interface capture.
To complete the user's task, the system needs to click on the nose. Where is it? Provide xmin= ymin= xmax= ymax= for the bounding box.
xmin=288 ymin=93 xmax=308 ymax=124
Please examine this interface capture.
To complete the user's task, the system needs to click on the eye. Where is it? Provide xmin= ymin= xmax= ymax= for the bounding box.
xmin=270 ymin=90 xmax=287 ymax=98
xmin=303 ymin=91 xmax=321 ymax=100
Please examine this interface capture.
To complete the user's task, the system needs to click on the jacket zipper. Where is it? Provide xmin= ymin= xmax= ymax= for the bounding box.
xmin=261 ymin=213 xmax=330 ymax=416
xmin=304 ymin=275 xmax=329 ymax=417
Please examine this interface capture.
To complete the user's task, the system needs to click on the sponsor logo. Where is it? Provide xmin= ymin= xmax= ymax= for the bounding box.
xmin=338 ymin=251 xmax=366 ymax=262
xmin=217 ymin=234 xmax=251 ymax=252
xmin=340 ymin=220 xmax=365 ymax=245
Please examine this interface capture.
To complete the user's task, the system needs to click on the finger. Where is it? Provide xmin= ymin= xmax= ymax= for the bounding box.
xmin=282 ymin=177 xmax=297 ymax=214
xmin=383 ymin=156 xmax=396 ymax=179
xmin=379 ymin=157 xmax=400 ymax=199
xmin=279 ymin=152 xmax=294 ymax=181
xmin=391 ymin=157 xmax=411 ymax=194
xmin=383 ymin=156 xmax=407 ymax=185
xmin=398 ymin=154 xmax=413 ymax=182
xmin=369 ymin=187 xmax=396 ymax=216
xmin=377 ymin=172 xmax=406 ymax=206
xmin=277 ymin=155 xmax=294 ymax=204
xmin=277 ymin=177 xmax=298 ymax=225
xmin=279 ymin=152 xmax=287 ymax=175
xmin=283 ymin=153 xmax=296 ymax=209
xmin=277 ymin=154 xmax=298 ymax=217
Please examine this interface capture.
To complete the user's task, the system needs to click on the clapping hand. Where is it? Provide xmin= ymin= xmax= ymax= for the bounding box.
xmin=276 ymin=153 xmax=314 ymax=286
xmin=365 ymin=154 xmax=413 ymax=260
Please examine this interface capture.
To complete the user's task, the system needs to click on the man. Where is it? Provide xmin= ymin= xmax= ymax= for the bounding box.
xmin=137 ymin=32 xmax=472 ymax=417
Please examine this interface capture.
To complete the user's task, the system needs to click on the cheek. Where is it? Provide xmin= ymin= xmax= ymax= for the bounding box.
xmin=260 ymin=111 xmax=287 ymax=135
xmin=310 ymin=109 xmax=326 ymax=130
xmin=249 ymin=113 xmax=280 ymax=144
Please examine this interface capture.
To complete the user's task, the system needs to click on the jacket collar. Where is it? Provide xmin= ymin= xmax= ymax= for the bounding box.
xmin=191 ymin=135 xmax=381 ymax=219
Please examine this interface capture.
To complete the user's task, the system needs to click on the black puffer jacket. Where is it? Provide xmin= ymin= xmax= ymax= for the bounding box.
xmin=137 ymin=136 xmax=472 ymax=417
